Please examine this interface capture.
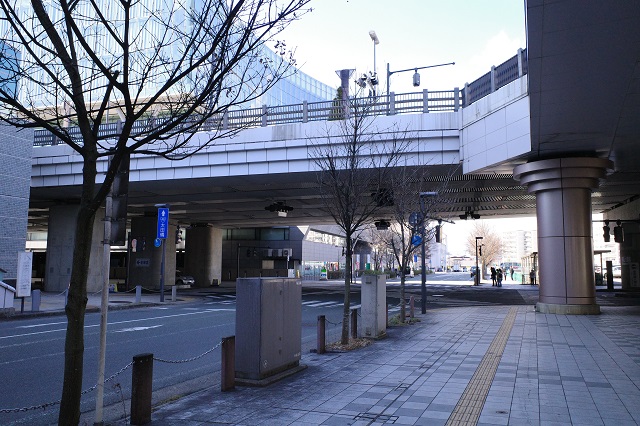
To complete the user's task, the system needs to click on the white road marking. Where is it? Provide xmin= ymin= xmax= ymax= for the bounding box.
xmin=114 ymin=325 xmax=163 ymax=333
xmin=307 ymin=301 xmax=339 ymax=307
xmin=1 ymin=309 xmax=229 ymax=341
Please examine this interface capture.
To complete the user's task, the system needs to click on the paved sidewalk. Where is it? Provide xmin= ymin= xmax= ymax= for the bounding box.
xmin=147 ymin=303 xmax=640 ymax=426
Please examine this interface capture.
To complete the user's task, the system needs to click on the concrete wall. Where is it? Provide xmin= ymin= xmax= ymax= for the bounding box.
xmin=461 ymin=76 xmax=531 ymax=173
xmin=0 ymin=125 xmax=32 ymax=278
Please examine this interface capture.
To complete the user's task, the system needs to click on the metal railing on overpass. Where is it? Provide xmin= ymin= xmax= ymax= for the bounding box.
xmin=33 ymin=48 xmax=527 ymax=147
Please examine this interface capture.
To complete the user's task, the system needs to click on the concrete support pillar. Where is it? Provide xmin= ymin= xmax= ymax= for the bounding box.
xmin=514 ymin=157 xmax=614 ymax=314
xmin=184 ymin=225 xmax=222 ymax=287
xmin=45 ymin=205 xmax=104 ymax=292
xmin=128 ymin=216 xmax=176 ymax=290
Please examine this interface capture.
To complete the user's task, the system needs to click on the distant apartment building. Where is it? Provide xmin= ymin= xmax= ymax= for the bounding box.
xmin=500 ymin=229 xmax=537 ymax=264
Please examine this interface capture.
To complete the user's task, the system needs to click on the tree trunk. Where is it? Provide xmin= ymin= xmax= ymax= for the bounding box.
xmin=341 ymin=238 xmax=352 ymax=344
xmin=58 ymin=157 xmax=98 ymax=424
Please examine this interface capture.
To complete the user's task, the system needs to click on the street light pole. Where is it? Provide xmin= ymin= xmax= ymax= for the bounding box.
xmin=386 ymin=61 xmax=454 ymax=94
xmin=369 ymin=31 xmax=379 ymax=75
xmin=475 ymin=236 xmax=483 ymax=285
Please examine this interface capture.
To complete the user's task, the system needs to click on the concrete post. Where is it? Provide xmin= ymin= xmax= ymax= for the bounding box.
xmin=360 ymin=274 xmax=387 ymax=338
xmin=130 ymin=353 xmax=153 ymax=425
xmin=606 ymin=260 xmax=614 ymax=291
xmin=135 ymin=285 xmax=142 ymax=303
xmin=171 ymin=285 xmax=177 ymax=302
xmin=31 ymin=289 xmax=41 ymax=312
xmin=409 ymin=295 xmax=415 ymax=319
xmin=221 ymin=336 xmax=235 ymax=391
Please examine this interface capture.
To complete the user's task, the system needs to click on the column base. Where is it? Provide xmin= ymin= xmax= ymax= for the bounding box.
xmin=536 ymin=302 xmax=600 ymax=315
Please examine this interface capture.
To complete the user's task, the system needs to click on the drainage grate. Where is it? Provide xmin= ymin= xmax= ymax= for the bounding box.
xmin=354 ymin=413 xmax=398 ymax=423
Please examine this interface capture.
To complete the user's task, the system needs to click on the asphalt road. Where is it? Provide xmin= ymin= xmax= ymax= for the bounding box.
xmin=0 ymin=288 xmax=388 ymax=425
xmin=0 ymin=272 xmax=629 ymax=425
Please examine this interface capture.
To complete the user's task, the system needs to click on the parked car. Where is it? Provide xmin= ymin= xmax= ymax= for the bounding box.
xmin=470 ymin=266 xmax=478 ymax=277
xmin=175 ymin=271 xmax=195 ymax=286
xmin=403 ymin=267 xmax=414 ymax=278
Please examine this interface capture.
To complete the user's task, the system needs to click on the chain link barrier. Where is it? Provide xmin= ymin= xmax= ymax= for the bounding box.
xmin=0 ymin=340 xmax=221 ymax=414
xmin=153 ymin=341 xmax=222 ymax=364
xmin=0 ymin=361 xmax=134 ymax=414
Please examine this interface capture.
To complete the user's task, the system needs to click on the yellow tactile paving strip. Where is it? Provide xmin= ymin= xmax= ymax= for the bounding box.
xmin=445 ymin=307 xmax=517 ymax=426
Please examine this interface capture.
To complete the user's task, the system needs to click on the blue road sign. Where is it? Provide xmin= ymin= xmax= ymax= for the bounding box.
xmin=411 ymin=235 xmax=422 ymax=246
xmin=157 ymin=207 xmax=169 ymax=239
xmin=154 ymin=238 xmax=162 ymax=248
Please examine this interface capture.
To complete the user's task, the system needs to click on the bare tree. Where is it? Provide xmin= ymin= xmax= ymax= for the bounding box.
xmin=0 ymin=1 xmax=310 ymax=423
xmin=465 ymin=221 xmax=503 ymax=277
xmin=381 ymin=166 xmax=448 ymax=320
xmin=312 ymin=94 xmax=408 ymax=344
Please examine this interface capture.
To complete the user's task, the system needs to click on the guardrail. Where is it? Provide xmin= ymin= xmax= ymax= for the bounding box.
xmin=33 ymin=48 xmax=527 ymax=147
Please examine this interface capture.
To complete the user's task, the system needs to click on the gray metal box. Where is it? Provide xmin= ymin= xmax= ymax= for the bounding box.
xmin=235 ymin=277 xmax=302 ymax=380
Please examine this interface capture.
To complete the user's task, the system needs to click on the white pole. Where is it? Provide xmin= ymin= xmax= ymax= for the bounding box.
xmin=95 ymin=196 xmax=112 ymax=425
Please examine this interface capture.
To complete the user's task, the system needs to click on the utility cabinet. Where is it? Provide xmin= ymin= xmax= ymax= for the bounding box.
xmin=235 ymin=277 xmax=302 ymax=381
xmin=360 ymin=274 xmax=386 ymax=339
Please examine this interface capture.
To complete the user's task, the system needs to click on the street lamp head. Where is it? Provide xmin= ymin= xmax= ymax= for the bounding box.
xmin=476 ymin=236 xmax=483 ymax=240
xmin=369 ymin=30 xmax=379 ymax=44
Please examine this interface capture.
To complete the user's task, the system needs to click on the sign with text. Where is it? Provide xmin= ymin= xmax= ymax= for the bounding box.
xmin=16 ymin=251 xmax=33 ymax=298
xmin=156 ymin=207 xmax=169 ymax=239
xmin=136 ymin=258 xmax=151 ymax=267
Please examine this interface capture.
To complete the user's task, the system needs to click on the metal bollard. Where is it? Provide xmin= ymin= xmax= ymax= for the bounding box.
xmin=135 ymin=285 xmax=142 ymax=303
xmin=171 ymin=286 xmax=177 ymax=302
xmin=317 ymin=315 xmax=326 ymax=354
xmin=410 ymin=296 xmax=415 ymax=319
xmin=386 ymin=303 xmax=389 ymax=327
xmin=130 ymin=353 xmax=153 ymax=425
xmin=350 ymin=308 xmax=358 ymax=339
xmin=31 ymin=289 xmax=41 ymax=312
xmin=221 ymin=336 xmax=235 ymax=391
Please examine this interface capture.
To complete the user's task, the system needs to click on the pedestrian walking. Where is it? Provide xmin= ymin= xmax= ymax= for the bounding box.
xmin=529 ymin=269 xmax=536 ymax=285
xmin=491 ymin=267 xmax=497 ymax=286
xmin=497 ymin=268 xmax=503 ymax=287
xmin=510 ymin=266 xmax=514 ymax=280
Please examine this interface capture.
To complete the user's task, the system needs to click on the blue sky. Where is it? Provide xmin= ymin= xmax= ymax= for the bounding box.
xmin=278 ymin=0 xmax=527 ymax=93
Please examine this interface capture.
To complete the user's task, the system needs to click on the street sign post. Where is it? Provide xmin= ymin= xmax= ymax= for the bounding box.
xmin=156 ymin=206 xmax=169 ymax=302
xmin=157 ymin=207 xmax=169 ymax=239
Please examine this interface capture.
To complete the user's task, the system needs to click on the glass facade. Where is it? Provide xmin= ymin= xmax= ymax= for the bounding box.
xmin=3 ymin=2 xmax=334 ymax=110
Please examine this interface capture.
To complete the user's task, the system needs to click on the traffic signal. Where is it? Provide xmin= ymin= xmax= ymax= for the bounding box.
xmin=614 ymin=220 xmax=624 ymax=243
xmin=603 ymin=221 xmax=610 ymax=242
xmin=435 ymin=225 xmax=441 ymax=243
xmin=479 ymin=246 xmax=482 ymax=256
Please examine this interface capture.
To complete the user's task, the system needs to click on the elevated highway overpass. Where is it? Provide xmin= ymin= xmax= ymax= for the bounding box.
xmin=26 ymin=1 xmax=640 ymax=314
